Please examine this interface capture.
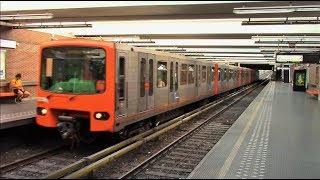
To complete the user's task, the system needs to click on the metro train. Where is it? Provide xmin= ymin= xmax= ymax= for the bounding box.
xmin=36 ymin=38 xmax=258 ymax=143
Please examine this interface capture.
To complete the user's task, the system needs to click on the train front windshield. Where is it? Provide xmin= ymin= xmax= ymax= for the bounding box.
xmin=40 ymin=47 xmax=106 ymax=94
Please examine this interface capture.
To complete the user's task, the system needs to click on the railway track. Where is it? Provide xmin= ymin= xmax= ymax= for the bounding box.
xmin=0 ymin=144 xmax=105 ymax=179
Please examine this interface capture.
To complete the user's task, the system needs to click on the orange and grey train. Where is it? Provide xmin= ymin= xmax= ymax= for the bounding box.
xmin=36 ymin=38 xmax=258 ymax=143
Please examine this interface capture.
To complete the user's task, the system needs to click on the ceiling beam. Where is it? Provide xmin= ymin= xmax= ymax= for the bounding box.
xmin=75 ymin=33 xmax=320 ymax=39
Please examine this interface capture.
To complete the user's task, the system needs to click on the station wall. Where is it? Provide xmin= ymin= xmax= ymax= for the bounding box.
xmin=0 ymin=29 xmax=70 ymax=96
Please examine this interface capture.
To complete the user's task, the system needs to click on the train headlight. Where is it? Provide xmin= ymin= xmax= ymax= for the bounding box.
xmin=94 ymin=112 xmax=110 ymax=120
xmin=37 ymin=107 xmax=47 ymax=116
xmin=95 ymin=113 xmax=102 ymax=119
xmin=41 ymin=108 xmax=48 ymax=115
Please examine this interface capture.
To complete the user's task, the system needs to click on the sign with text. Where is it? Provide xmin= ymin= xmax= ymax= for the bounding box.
xmin=0 ymin=50 xmax=5 ymax=80
xmin=276 ymin=55 xmax=303 ymax=63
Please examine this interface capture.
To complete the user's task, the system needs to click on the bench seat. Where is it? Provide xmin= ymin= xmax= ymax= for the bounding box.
xmin=306 ymin=89 xmax=319 ymax=97
xmin=0 ymin=92 xmax=16 ymax=97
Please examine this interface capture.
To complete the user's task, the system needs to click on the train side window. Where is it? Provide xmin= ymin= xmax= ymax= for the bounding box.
xmin=175 ymin=62 xmax=179 ymax=90
xmin=149 ymin=59 xmax=153 ymax=96
xmin=157 ymin=61 xmax=167 ymax=88
xmin=218 ymin=68 xmax=221 ymax=81
xmin=202 ymin=66 xmax=206 ymax=83
xmin=140 ymin=58 xmax=146 ymax=97
xmin=119 ymin=57 xmax=125 ymax=100
xmin=188 ymin=64 xmax=195 ymax=84
xmin=170 ymin=62 xmax=173 ymax=92
xmin=181 ymin=64 xmax=187 ymax=85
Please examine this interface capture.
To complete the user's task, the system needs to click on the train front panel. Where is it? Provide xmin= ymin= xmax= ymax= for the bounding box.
xmin=36 ymin=39 xmax=116 ymax=139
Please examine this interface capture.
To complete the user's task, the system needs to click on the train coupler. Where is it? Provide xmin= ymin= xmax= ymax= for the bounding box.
xmin=57 ymin=116 xmax=80 ymax=148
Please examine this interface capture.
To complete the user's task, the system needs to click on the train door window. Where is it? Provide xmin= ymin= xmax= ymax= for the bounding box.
xmin=207 ymin=66 xmax=211 ymax=84
xmin=188 ymin=64 xmax=195 ymax=84
xmin=140 ymin=58 xmax=146 ymax=97
xmin=218 ymin=68 xmax=221 ymax=81
xmin=149 ymin=59 xmax=153 ymax=96
xmin=175 ymin=62 xmax=179 ymax=90
xmin=225 ymin=68 xmax=228 ymax=81
xmin=157 ymin=61 xmax=167 ymax=88
xmin=211 ymin=67 xmax=215 ymax=82
xmin=170 ymin=62 xmax=173 ymax=92
xmin=202 ymin=66 xmax=206 ymax=83
xmin=181 ymin=64 xmax=187 ymax=85
xmin=229 ymin=69 xmax=233 ymax=81
xmin=119 ymin=57 xmax=125 ymax=100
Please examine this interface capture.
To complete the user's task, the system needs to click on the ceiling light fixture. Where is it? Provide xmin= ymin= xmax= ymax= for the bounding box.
xmin=255 ymin=40 xmax=320 ymax=44
xmin=13 ymin=23 xmax=92 ymax=29
xmin=113 ymin=40 xmax=155 ymax=44
xmin=242 ymin=17 xmax=320 ymax=25
xmin=233 ymin=5 xmax=320 ymax=14
xmin=0 ymin=13 xmax=54 ymax=20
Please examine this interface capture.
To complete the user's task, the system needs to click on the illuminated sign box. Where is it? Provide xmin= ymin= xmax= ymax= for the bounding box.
xmin=276 ymin=55 xmax=303 ymax=63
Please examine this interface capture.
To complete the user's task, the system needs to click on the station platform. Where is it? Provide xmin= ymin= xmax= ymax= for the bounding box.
xmin=188 ymin=81 xmax=320 ymax=179
xmin=0 ymin=98 xmax=36 ymax=130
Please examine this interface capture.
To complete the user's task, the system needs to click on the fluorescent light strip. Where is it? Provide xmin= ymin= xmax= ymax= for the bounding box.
xmin=260 ymin=47 xmax=320 ymax=51
xmin=0 ymin=13 xmax=53 ymax=20
xmin=252 ymin=36 xmax=320 ymax=39
xmin=13 ymin=23 xmax=92 ymax=29
xmin=113 ymin=40 xmax=155 ymax=44
xmin=255 ymin=40 xmax=320 ymax=44
xmin=234 ymin=9 xmax=294 ymax=14
xmin=242 ymin=19 xmax=320 ymax=25
xmin=234 ymin=5 xmax=320 ymax=14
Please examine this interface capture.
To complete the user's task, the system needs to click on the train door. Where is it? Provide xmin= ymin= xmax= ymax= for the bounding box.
xmin=199 ymin=64 xmax=207 ymax=95
xmin=195 ymin=64 xmax=201 ymax=96
xmin=155 ymin=57 xmax=169 ymax=107
xmin=116 ymin=52 xmax=127 ymax=118
xmin=207 ymin=65 xmax=213 ymax=93
xmin=147 ymin=54 xmax=155 ymax=109
xmin=138 ymin=52 xmax=148 ymax=112
xmin=169 ymin=59 xmax=179 ymax=104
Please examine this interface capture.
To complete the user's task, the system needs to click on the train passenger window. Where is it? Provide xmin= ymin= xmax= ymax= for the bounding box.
xmin=218 ymin=68 xmax=221 ymax=81
xmin=175 ymin=62 xmax=178 ymax=90
xmin=188 ymin=64 xmax=195 ymax=84
xmin=119 ymin=57 xmax=125 ymax=100
xmin=170 ymin=62 xmax=173 ymax=92
xmin=149 ymin=59 xmax=153 ymax=96
xmin=202 ymin=66 xmax=206 ymax=83
xmin=157 ymin=61 xmax=167 ymax=88
xmin=140 ymin=58 xmax=146 ymax=97
xmin=181 ymin=64 xmax=187 ymax=85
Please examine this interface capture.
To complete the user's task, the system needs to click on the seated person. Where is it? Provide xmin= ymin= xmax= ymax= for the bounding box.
xmin=157 ymin=78 xmax=166 ymax=88
xmin=10 ymin=73 xmax=30 ymax=103
xmin=96 ymin=80 xmax=105 ymax=93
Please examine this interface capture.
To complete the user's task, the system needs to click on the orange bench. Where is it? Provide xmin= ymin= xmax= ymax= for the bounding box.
xmin=0 ymin=91 xmax=17 ymax=102
xmin=306 ymin=89 xmax=319 ymax=97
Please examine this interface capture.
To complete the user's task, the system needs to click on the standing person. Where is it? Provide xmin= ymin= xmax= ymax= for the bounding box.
xmin=10 ymin=73 xmax=30 ymax=103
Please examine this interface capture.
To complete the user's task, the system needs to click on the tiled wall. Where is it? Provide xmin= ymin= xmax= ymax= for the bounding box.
xmin=0 ymin=29 xmax=71 ymax=95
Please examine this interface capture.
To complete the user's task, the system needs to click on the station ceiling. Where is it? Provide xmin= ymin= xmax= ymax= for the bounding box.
xmin=1 ymin=1 xmax=320 ymax=70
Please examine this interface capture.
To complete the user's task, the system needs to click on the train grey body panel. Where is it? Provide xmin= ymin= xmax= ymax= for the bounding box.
xmin=113 ymin=43 xmax=258 ymax=132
